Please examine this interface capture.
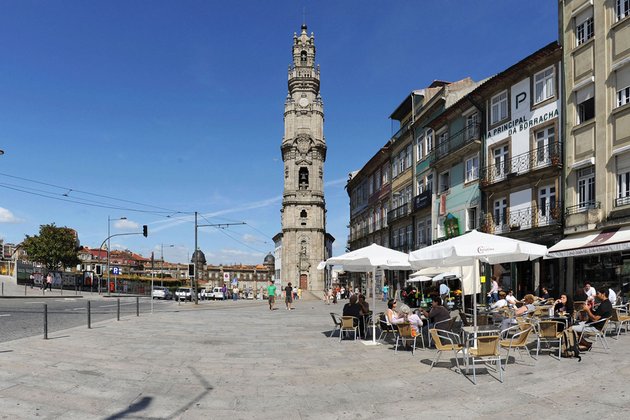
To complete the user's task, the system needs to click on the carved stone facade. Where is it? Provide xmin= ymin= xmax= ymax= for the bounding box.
xmin=279 ymin=24 xmax=331 ymax=291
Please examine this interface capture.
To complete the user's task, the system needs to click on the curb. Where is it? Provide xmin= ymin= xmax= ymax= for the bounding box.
xmin=0 ymin=295 xmax=84 ymax=299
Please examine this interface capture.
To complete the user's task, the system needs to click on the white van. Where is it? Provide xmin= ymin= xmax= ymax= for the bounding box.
xmin=208 ymin=287 xmax=225 ymax=300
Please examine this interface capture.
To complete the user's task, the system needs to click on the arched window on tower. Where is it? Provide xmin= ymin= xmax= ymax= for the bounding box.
xmin=300 ymin=209 xmax=307 ymax=226
xmin=300 ymin=50 xmax=307 ymax=64
xmin=299 ymin=167 xmax=309 ymax=190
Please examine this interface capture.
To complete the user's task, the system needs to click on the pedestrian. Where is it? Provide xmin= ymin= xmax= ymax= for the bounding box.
xmin=232 ymin=285 xmax=239 ymax=301
xmin=285 ymin=282 xmax=293 ymax=310
xmin=29 ymin=273 xmax=34 ymax=289
xmin=382 ymin=283 xmax=389 ymax=302
xmin=45 ymin=273 xmax=53 ymax=291
xmin=297 ymin=287 xmax=302 ymax=300
xmin=267 ymin=280 xmax=276 ymax=310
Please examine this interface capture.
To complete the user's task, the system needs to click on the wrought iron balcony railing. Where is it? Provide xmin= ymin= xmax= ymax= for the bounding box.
xmin=387 ymin=202 xmax=410 ymax=224
xmin=479 ymin=202 xmax=563 ymax=234
xmin=565 ymin=201 xmax=600 ymax=216
xmin=412 ymin=189 xmax=432 ymax=212
xmin=481 ymin=142 xmax=562 ymax=186
xmin=615 ymin=196 xmax=630 ymax=207
xmin=430 ymin=123 xmax=480 ymax=162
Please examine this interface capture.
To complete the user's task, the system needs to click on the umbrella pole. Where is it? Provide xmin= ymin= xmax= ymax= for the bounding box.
xmin=473 ymin=259 xmax=479 ymax=339
xmin=459 ymin=265 xmax=465 ymax=314
xmin=372 ymin=267 xmax=376 ymax=344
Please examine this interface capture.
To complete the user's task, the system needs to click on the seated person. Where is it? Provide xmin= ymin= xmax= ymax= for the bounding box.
xmin=398 ymin=304 xmax=423 ymax=337
xmin=538 ymin=287 xmax=550 ymax=301
xmin=553 ymin=294 xmax=570 ymax=314
xmin=505 ymin=290 xmax=519 ymax=307
xmin=421 ymin=296 xmax=450 ymax=328
xmin=342 ymin=295 xmax=363 ymax=319
xmin=358 ymin=294 xmax=370 ymax=315
xmin=385 ymin=299 xmax=405 ymax=325
xmin=499 ymin=294 xmax=536 ymax=331
xmin=489 ymin=291 xmax=508 ymax=310
xmin=573 ymin=288 xmax=613 ymax=349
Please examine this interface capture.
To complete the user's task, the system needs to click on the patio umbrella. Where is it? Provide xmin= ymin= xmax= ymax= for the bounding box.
xmin=408 ymin=230 xmax=547 ymax=330
xmin=325 ymin=243 xmax=410 ymax=344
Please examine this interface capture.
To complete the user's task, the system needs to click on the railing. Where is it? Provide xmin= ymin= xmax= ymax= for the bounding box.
xmin=480 ymin=203 xmax=563 ymax=234
xmin=413 ymin=189 xmax=432 ymax=211
xmin=615 ymin=196 xmax=630 ymax=207
xmin=430 ymin=123 xmax=480 ymax=162
xmin=432 ymin=237 xmax=449 ymax=244
xmin=565 ymin=201 xmax=600 ymax=216
xmin=481 ymin=142 xmax=562 ymax=186
xmin=387 ymin=202 xmax=410 ymax=224
xmin=391 ymin=121 xmax=412 ymax=143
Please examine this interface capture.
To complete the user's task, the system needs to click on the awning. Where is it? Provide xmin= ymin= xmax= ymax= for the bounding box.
xmin=547 ymin=226 xmax=630 ymax=258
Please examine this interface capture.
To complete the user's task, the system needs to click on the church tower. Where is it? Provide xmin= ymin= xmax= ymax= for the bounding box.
xmin=280 ymin=24 xmax=329 ymax=292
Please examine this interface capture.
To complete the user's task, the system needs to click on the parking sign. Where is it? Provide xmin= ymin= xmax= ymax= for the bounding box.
xmin=112 ymin=267 xmax=120 ymax=275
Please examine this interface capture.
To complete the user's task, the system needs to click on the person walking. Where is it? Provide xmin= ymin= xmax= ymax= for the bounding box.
xmin=382 ymin=283 xmax=389 ymax=302
xmin=232 ymin=285 xmax=239 ymax=301
xmin=267 ymin=280 xmax=276 ymax=310
xmin=285 ymin=282 xmax=293 ymax=310
xmin=45 ymin=273 xmax=53 ymax=292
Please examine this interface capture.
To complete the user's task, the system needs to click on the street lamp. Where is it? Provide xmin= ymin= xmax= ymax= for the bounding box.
xmin=107 ymin=216 xmax=126 ymax=296
xmin=160 ymin=243 xmax=174 ymax=287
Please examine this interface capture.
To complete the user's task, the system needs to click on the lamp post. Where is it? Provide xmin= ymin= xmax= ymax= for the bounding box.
xmin=160 ymin=243 xmax=174 ymax=287
xmin=107 ymin=216 xmax=126 ymax=296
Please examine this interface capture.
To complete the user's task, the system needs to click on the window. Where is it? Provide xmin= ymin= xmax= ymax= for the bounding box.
xmin=465 ymin=155 xmax=479 ymax=182
xmin=405 ymin=145 xmax=412 ymax=168
xmin=493 ymin=145 xmax=510 ymax=178
xmin=382 ymin=163 xmax=390 ymax=184
xmin=617 ymin=154 xmax=630 ymax=206
xmin=535 ymin=126 xmax=555 ymax=165
xmin=425 ymin=219 xmax=432 ymax=244
xmin=576 ymin=84 xmax=595 ymax=124
xmin=417 ymin=220 xmax=425 ymax=246
xmin=534 ymin=66 xmax=555 ymax=104
xmin=575 ymin=8 xmax=593 ymax=46
xmin=392 ymin=156 xmax=399 ymax=178
xmin=538 ymin=185 xmax=556 ymax=219
xmin=619 ymin=0 xmax=630 ymax=21
xmin=298 ymin=167 xmax=309 ymax=189
xmin=406 ymin=225 xmax=413 ymax=248
xmin=416 ymin=136 xmax=424 ymax=161
xmin=494 ymin=198 xmax=507 ymax=226
xmin=438 ymin=171 xmax=450 ymax=193
xmin=425 ymin=129 xmax=434 ymax=155
xmin=437 ymin=129 xmax=449 ymax=156
xmin=467 ymin=207 xmax=477 ymax=231
xmin=426 ymin=174 xmax=433 ymax=192
xmin=465 ymin=112 xmax=479 ymax=141
xmin=374 ymin=168 xmax=381 ymax=191
xmin=577 ymin=166 xmax=595 ymax=208
xmin=367 ymin=174 xmax=374 ymax=196
xmin=490 ymin=91 xmax=508 ymax=124
xmin=616 ymin=67 xmax=630 ymax=108
xmin=416 ymin=175 xmax=424 ymax=195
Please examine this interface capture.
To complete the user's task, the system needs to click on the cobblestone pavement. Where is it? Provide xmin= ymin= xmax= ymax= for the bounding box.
xmin=0 ymin=292 xmax=629 ymax=419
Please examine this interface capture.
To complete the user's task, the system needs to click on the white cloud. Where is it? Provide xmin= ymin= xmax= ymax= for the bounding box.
xmin=242 ymin=234 xmax=259 ymax=244
xmin=114 ymin=219 xmax=140 ymax=230
xmin=0 ymin=207 xmax=22 ymax=223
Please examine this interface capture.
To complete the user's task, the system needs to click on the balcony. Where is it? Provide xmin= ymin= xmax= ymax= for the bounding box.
xmin=430 ymin=123 xmax=480 ymax=163
xmin=412 ymin=189 xmax=432 ymax=212
xmin=615 ymin=196 xmax=630 ymax=207
xmin=481 ymin=142 xmax=562 ymax=186
xmin=565 ymin=201 xmax=600 ymax=216
xmin=387 ymin=202 xmax=410 ymax=224
xmin=480 ymin=203 xmax=563 ymax=235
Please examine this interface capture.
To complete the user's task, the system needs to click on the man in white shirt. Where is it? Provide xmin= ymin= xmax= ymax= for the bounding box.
xmin=505 ymin=290 xmax=518 ymax=307
xmin=439 ymin=282 xmax=450 ymax=301
xmin=608 ymin=288 xmax=617 ymax=306
xmin=490 ymin=292 xmax=508 ymax=310
xmin=584 ymin=283 xmax=597 ymax=301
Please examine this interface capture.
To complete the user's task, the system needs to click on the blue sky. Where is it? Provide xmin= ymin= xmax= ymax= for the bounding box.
xmin=0 ymin=0 xmax=558 ymax=265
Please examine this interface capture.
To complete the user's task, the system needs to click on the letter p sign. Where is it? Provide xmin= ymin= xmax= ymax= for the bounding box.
xmin=515 ymin=92 xmax=527 ymax=109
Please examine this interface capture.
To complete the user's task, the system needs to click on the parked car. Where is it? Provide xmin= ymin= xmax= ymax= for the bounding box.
xmin=175 ymin=287 xmax=192 ymax=301
xmin=152 ymin=286 xmax=172 ymax=300
xmin=207 ymin=287 xmax=225 ymax=300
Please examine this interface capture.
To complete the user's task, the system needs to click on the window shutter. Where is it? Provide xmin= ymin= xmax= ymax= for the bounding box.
xmin=575 ymin=7 xmax=593 ymax=26
xmin=617 ymin=66 xmax=630 ymax=90
xmin=576 ymin=84 xmax=594 ymax=103
xmin=617 ymin=152 xmax=630 ymax=174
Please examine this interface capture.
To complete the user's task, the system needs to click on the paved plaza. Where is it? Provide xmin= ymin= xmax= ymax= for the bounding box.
xmin=1 ymin=291 xmax=630 ymax=419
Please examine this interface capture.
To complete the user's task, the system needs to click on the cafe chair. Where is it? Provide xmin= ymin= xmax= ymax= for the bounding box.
xmin=429 ymin=329 xmax=464 ymax=372
xmin=536 ymin=320 xmax=563 ymax=359
xmin=339 ymin=316 xmax=359 ymax=342
xmin=329 ymin=313 xmax=342 ymax=338
xmin=378 ymin=315 xmax=398 ymax=343
xmin=500 ymin=324 xmax=535 ymax=368
xmin=465 ymin=335 xmax=503 ymax=385
xmin=430 ymin=317 xmax=456 ymax=347
xmin=395 ymin=322 xmax=422 ymax=355
xmin=458 ymin=310 xmax=472 ymax=327
xmin=578 ymin=317 xmax=611 ymax=352
xmin=611 ymin=309 xmax=630 ymax=339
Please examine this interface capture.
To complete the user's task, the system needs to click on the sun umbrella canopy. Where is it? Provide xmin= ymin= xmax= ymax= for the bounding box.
xmin=325 ymin=243 xmax=411 ymax=272
xmin=409 ymin=230 xmax=547 ymax=269
xmin=432 ymin=272 xmax=459 ymax=282
xmin=406 ymin=275 xmax=433 ymax=283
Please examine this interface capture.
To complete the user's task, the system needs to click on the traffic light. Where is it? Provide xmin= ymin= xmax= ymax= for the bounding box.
xmin=142 ymin=225 xmax=148 ymax=237
xmin=188 ymin=263 xmax=195 ymax=277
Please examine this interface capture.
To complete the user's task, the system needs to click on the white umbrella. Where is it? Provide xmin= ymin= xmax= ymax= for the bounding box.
xmin=325 ymin=243 xmax=410 ymax=344
xmin=409 ymin=230 xmax=547 ymax=331
xmin=432 ymin=272 xmax=459 ymax=282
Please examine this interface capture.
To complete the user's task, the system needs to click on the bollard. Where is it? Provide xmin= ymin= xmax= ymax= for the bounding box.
xmin=44 ymin=304 xmax=48 ymax=340
xmin=1 ymin=281 xmax=4 ymax=296
xmin=136 ymin=297 xmax=139 ymax=317
xmin=87 ymin=301 xmax=91 ymax=329
xmin=25 ymin=284 xmax=27 ymax=296
xmin=117 ymin=298 xmax=120 ymax=321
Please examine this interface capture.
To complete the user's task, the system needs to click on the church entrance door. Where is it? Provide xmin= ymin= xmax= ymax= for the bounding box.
xmin=300 ymin=274 xmax=308 ymax=290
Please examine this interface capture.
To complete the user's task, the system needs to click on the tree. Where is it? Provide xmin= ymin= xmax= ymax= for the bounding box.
xmin=22 ymin=223 xmax=81 ymax=271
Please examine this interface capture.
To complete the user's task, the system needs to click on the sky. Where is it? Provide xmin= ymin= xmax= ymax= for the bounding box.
xmin=0 ymin=0 xmax=559 ymax=265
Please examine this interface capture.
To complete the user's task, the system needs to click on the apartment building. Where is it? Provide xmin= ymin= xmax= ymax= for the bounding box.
xmin=549 ymin=0 xmax=630 ymax=293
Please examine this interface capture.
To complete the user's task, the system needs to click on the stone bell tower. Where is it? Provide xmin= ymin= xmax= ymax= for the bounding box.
xmin=280 ymin=24 xmax=328 ymax=292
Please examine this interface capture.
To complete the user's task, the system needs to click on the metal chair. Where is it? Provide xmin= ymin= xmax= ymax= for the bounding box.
xmin=578 ymin=317 xmax=611 ymax=351
xmin=429 ymin=329 xmax=464 ymax=372
xmin=329 ymin=313 xmax=342 ymax=338
xmin=610 ymin=309 xmax=630 ymax=339
xmin=465 ymin=335 xmax=503 ymax=385
xmin=395 ymin=323 xmax=421 ymax=355
xmin=378 ymin=315 xmax=398 ymax=343
xmin=500 ymin=324 xmax=535 ymax=368
xmin=339 ymin=316 xmax=359 ymax=342
xmin=536 ymin=320 xmax=563 ymax=359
